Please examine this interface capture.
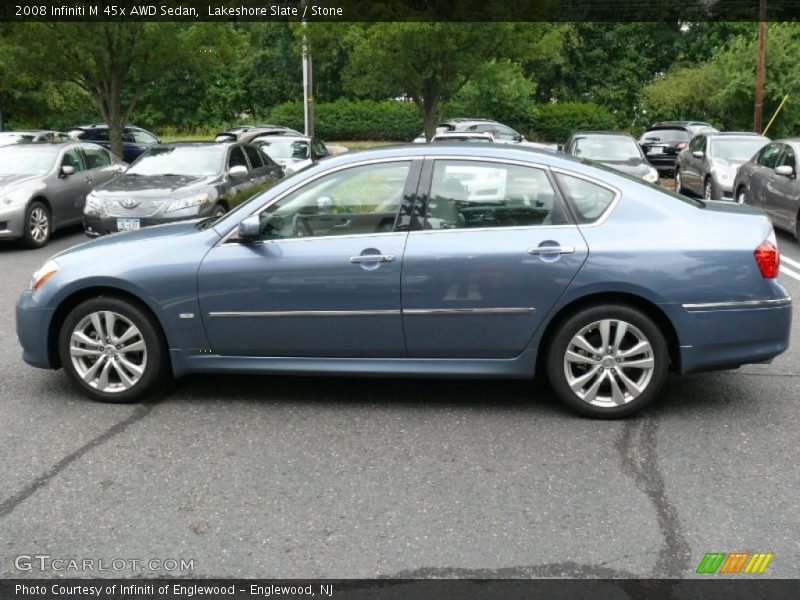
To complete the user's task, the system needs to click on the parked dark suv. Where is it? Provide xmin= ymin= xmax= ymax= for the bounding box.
xmin=67 ymin=124 xmax=161 ymax=163
xmin=639 ymin=121 xmax=717 ymax=176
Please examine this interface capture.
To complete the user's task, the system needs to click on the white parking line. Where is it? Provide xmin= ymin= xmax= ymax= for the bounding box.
xmin=782 ymin=254 xmax=800 ymax=271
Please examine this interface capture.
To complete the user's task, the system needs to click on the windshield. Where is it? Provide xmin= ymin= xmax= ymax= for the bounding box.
xmin=0 ymin=147 xmax=57 ymax=175
xmin=256 ymin=139 xmax=309 ymax=160
xmin=573 ymin=137 xmax=642 ymax=161
xmin=0 ymin=133 xmax=35 ymax=146
xmin=127 ymin=146 xmax=225 ymax=176
xmin=433 ymin=136 xmax=492 ymax=143
xmin=640 ymin=128 xmax=689 ymax=143
xmin=710 ymin=138 xmax=768 ymax=162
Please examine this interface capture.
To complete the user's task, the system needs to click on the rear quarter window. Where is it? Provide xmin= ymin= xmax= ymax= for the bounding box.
xmin=554 ymin=173 xmax=616 ymax=223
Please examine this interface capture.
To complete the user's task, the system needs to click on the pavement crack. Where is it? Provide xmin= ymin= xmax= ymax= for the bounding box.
xmin=0 ymin=402 xmax=155 ymax=519
xmin=616 ymin=416 xmax=690 ymax=577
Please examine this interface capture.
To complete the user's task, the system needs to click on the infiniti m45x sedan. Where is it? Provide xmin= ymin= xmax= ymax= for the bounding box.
xmin=17 ymin=145 xmax=792 ymax=417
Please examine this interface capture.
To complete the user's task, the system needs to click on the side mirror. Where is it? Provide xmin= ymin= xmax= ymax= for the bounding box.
xmin=237 ymin=215 xmax=261 ymax=242
xmin=515 ymin=134 xmax=524 ymax=142
xmin=692 ymin=150 xmax=704 ymax=159
xmin=229 ymin=165 xmax=248 ymax=178
xmin=775 ymin=164 xmax=794 ymax=177
xmin=60 ymin=165 xmax=75 ymax=178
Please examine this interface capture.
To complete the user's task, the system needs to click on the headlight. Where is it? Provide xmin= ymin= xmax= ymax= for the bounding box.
xmin=165 ymin=193 xmax=212 ymax=214
xmin=643 ymin=167 xmax=659 ymax=183
xmin=2 ymin=189 xmax=30 ymax=206
xmin=84 ymin=192 xmax=104 ymax=214
xmin=30 ymin=259 xmax=59 ymax=292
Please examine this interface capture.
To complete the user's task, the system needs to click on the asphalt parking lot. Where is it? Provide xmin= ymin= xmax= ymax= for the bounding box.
xmin=1 ymin=226 xmax=798 ymax=579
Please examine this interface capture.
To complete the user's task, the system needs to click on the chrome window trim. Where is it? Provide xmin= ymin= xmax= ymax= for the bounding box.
xmin=682 ymin=297 xmax=792 ymax=311
xmin=549 ymin=167 xmax=622 ymax=228
xmin=217 ymin=157 xmax=415 ymax=246
xmin=209 ymin=307 xmax=536 ymax=318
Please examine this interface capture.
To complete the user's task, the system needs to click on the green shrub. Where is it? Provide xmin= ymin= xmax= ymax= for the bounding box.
xmin=530 ymin=102 xmax=619 ymax=144
xmin=267 ymin=99 xmax=423 ymax=141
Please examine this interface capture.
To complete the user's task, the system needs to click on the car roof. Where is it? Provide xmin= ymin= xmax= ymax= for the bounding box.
xmin=254 ymin=134 xmax=311 ymax=142
xmin=571 ymin=131 xmax=636 ymax=138
xmin=154 ymin=141 xmax=233 ymax=148
xmin=653 ymin=120 xmax=712 ymax=127
xmin=2 ymin=141 xmax=78 ymax=151
xmin=703 ymin=131 xmax=767 ymax=137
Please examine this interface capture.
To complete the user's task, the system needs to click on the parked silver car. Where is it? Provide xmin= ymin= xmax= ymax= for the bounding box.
xmin=0 ymin=130 xmax=72 ymax=146
xmin=733 ymin=138 xmax=800 ymax=239
xmin=675 ymin=132 xmax=769 ymax=200
xmin=0 ymin=142 xmax=125 ymax=247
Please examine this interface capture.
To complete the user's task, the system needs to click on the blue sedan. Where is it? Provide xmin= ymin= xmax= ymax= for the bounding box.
xmin=16 ymin=145 xmax=792 ymax=417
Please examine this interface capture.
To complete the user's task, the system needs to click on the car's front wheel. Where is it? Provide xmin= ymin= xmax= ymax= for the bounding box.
xmin=212 ymin=204 xmax=227 ymax=218
xmin=704 ymin=178 xmax=715 ymax=201
xmin=22 ymin=201 xmax=51 ymax=248
xmin=546 ymin=304 xmax=669 ymax=418
xmin=58 ymin=297 xmax=169 ymax=403
xmin=736 ymin=186 xmax=748 ymax=205
xmin=674 ymin=170 xmax=685 ymax=195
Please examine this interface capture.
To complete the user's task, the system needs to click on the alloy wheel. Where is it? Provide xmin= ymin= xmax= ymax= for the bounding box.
xmin=704 ymin=180 xmax=713 ymax=200
xmin=563 ymin=319 xmax=655 ymax=408
xmin=28 ymin=207 xmax=49 ymax=243
xmin=736 ymin=189 xmax=747 ymax=205
xmin=674 ymin=171 xmax=682 ymax=193
xmin=69 ymin=311 xmax=148 ymax=393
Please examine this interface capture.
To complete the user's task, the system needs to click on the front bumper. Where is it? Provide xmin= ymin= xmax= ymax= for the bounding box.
xmin=16 ymin=291 xmax=57 ymax=369
xmin=0 ymin=204 xmax=27 ymax=240
xmin=83 ymin=212 xmax=201 ymax=237
xmin=675 ymin=297 xmax=792 ymax=374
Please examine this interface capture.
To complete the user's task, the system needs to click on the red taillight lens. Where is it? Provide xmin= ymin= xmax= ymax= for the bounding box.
xmin=754 ymin=240 xmax=779 ymax=278
xmin=675 ymin=142 xmax=688 ymax=151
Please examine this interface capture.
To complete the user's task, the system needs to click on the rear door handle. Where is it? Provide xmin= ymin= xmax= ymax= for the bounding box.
xmin=527 ymin=246 xmax=575 ymax=255
xmin=349 ymin=254 xmax=395 ymax=264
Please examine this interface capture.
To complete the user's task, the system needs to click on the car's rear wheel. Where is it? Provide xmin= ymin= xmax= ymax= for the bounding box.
xmin=22 ymin=201 xmax=51 ymax=248
xmin=58 ymin=297 xmax=169 ymax=403
xmin=546 ymin=304 xmax=669 ymax=418
xmin=736 ymin=186 xmax=748 ymax=205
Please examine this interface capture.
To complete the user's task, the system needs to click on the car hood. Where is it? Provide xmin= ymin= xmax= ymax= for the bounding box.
xmin=0 ymin=173 xmax=44 ymax=191
xmin=53 ymin=220 xmax=211 ymax=260
xmin=596 ymin=159 xmax=651 ymax=176
xmin=94 ymin=174 xmax=218 ymax=197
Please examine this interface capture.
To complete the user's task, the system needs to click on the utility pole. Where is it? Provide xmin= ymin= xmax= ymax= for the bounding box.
xmin=754 ymin=0 xmax=767 ymax=133
xmin=301 ymin=2 xmax=314 ymax=137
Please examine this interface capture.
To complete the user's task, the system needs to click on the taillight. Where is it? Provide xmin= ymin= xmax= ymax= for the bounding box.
xmin=675 ymin=142 xmax=688 ymax=151
xmin=754 ymin=238 xmax=779 ymax=278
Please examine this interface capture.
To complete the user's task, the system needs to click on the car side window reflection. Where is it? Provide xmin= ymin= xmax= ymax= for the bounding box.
xmin=776 ymin=145 xmax=796 ymax=170
xmin=555 ymin=173 xmax=616 ymax=224
xmin=82 ymin=146 xmax=111 ymax=169
xmin=257 ymin=162 xmax=411 ymax=240
xmin=425 ymin=160 xmax=568 ymax=229
xmin=61 ymin=148 xmax=86 ymax=172
xmin=757 ymin=143 xmax=782 ymax=169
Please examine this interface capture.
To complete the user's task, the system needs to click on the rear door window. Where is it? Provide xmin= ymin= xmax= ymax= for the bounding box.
xmin=554 ymin=173 xmax=616 ymax=224
xmin=81 ymin=145 xmax=112 ymax=169
xmin=243 ymin=145 xmax=264 ymax=169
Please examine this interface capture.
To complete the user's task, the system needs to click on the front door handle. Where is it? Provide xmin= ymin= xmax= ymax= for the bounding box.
xmin=349 ymin=254 xmax=395 ymax=264
xmin=527 ymin=246 xmax=575 ymax=255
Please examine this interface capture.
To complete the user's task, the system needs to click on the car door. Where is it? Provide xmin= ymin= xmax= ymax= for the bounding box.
xmin=221 ymin=145 xmax=259 ymax=208
xmin=197 ymin=159 xmax=421 ymax=357
xmin=242 ymin=144 xmax=280 ymax=196
xmin=81 ymin=144 xmax=123 ymax=188
xmin=684 ymin=135 xmax=705 ymax=193
xmin=51 ymin=147 xmax=92 ymax=227
xmin=400 ymin=158 xmax=589 ymax=359
xmin=765 ymin=143 xmax=799 ymax=230
xmin=750 ymin=142 xmax=783 ymax=209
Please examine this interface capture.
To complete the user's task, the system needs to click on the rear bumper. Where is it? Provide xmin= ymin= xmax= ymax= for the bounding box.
xmin=675 ymin=298 xmax=792 ymax=374
xmin=16 ymin=291 xmax=56 ymax=369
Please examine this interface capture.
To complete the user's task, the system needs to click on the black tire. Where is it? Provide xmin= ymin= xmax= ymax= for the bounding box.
xmin=674 ymin=170 xmax=685 ymax=195
xmin=703 ymin=177 xmax=715 ymax=201
xmin=21 ymin=200 xmax=51 ymax=249
xmin=736 ymin=186 xmax=748 ymax=205
xmin=57 ymin=296 xmax=170 ymax=403
xmin=545 ymin=304 xmax=669 ymax=418
xmin=212 ymin=204 xmax=227 ymax=218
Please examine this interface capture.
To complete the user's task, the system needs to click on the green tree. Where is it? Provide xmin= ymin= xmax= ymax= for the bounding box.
xmin=5 ymin=22 xmax=242 ymax=156
xmin=339 ymin=23 xmax=559 ymax=141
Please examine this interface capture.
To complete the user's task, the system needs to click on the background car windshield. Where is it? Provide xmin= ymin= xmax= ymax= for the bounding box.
xmin=574 ymin=137 xmax=642 ymax=160
xmin=257 ymin=139 xmax=309 ymax=160
xmin=433 ymin=136 xmax=492 ymax=143
xmin=0 ymin=133 xmax=35 ymax=145
xmin=640 ymin=129 xmax=689 ymax=142
xmin=0 ymin=148 xmax=57 ymax=174
xmin=127 ymin=146 xmax=225 ymax=176
xmin=711 ymin=138 xmax=768 ymax=162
